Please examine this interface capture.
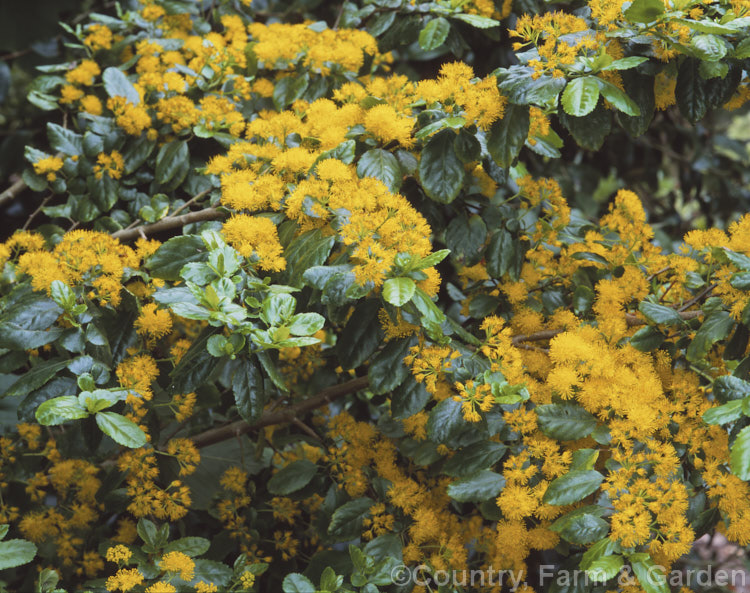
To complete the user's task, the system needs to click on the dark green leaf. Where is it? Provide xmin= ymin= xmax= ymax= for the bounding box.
xmin=543 ymin=470 xmax=603 ymax=505
xmin=369 ymin=338 xmax=413 ymax=395
xmin=357 ymin=149 xmax=402 ymax=193
xmin=486 ymin=230 xmax=514 ymax=278
xmin=336 ymin=299 xmax=382 ymax=369
xmin=443 ymin=441 xmax=507 ymax=477
xmin=487 ymin=104 xmax=530 ymax=168
xmin=638 ymin=301 xmax=684 ymax=325
xmin=147 ymin=235 xmax=206 ymax=281
xmin=47 ymin=123 xmax=82 ymax=155
xmin=391 ymin=376 xmax=431 ymax=419
xmin=676 ymin=59 xmax=708 ymax=123
xmin=3 ymin=359 xmax=69 ymax=399
xmin=328 ymin=498 xmax=373 ymax=538
xmin=231 ymin=357 xmax=265 ymax=424
xmin=714 ymin=375 xmax=750 ymax=402
xmin=686 ymin=311 xmax=734 ymax=361
xmin=630 ymin=326 xmax=665 ymax=352
xmin=273 ymin=73 xmax=310 ymax=111
xmin=447 ymin=470 xmax=505 ymax=503
xmin=155 ymin=140 xmax=189 ymax=186
xmin=283 ymin=573 xmax=316 ymax=593
xmin=419 ymin=129 xmax=465 ymax=204
xmin=103 ymin=67 xmax=140 ymax=105
xmin=536 ymin=403 xmax=597 ymax=440
xmin=267 ymin=460 xmax=317 ymax=495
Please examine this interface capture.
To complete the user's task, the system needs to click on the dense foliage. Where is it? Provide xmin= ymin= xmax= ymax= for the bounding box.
xmin=3 ymin=0 xmax=750 ymax=592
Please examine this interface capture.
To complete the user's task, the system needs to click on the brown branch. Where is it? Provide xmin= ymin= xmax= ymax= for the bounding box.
xmin=0 ymin=177 xmax=27 ymax=207
xmin=191 ymin=375 xmax=369 ymax=449
xmin=111 ymin=207 xmax=223 ymax=241
xmin=624 ymin=309 xmax=703 ymax=327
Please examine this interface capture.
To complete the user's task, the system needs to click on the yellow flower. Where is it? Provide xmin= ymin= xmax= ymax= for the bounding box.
xmin=93 ymin=150 xmax=125 ymax=180
xmin=135 ymin=303 xmax=173 ymax=340
xmin=222 ymin=215 xmax=286 ymax=272
xmin=159 ymin=551 xmax=195 ymax=581
xmin=105 ymin=545 xmax=132 ymax=564
xmin=105 ymin=568 xmax=144 ymax=592
xmin=33 ymin=156 xmax=64 ymax=182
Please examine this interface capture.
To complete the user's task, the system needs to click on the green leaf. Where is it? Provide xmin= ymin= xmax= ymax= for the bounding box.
xmin=486 ymin=230 xmax=514 ymax=278
xmin=96 ymin=412 xmax=148 ymax=448
xmin=0 ymin=539 xmax=37 ymax=570
xmin=559 ymin=100 xmax=611 ymax=151
xmin=630 ymin=553 xmax=669 ymax=593
xmin=419 ymin=17 xmax=450 ymax=50
xmin=552 ymin=511 xmax=609 ymax=545
xmin=47 ymin=123 xmax=82 ymax=155
xmin=686 ymin=311 xmax=734 ymax=362
xmin=536 ymin=403 xmax=597 ymax=440
xmin=543 ymin=470 xmax=604 ymax=505
xmin=447 ymin=470 xmax=505 ymax=503
xmin=382 ymin=277 xmax=416 ymax=307
xmin=416 ymin=249 xmax=451 ymax=269
xmin=281 ymin=229 xmax=335 ymax=288
xmin=638 ymin=301 xmax=684 ymax=325
xmin=357 ymin=148 xmax=402 ymax=193
xmin=418 ymin=129 xmax=465 ymax=204
xmin=596 ymin=79 xmax=640 ymax=116
xmin=368 ymin=337 xmax=413 ymax=395
xmin=35 ymin=395 xmax=88 ymax=425
xmin=287 ymin=313 xmax=325 ymax=336
xmin=155 ymin=140 xmax=189 ymax=186
xmin=147 ymin=235 xmax=206 ymax=281
xmin=391 ymin=376 xmax=431 ymax=419
xmin=283 ymin=573 xmax=316 ymax=593
xmin=601 ymin=56 xmax=648 ymax=71
xmin=336 ymin=299 xmax=382 ymax=369
xmin=231 ymin=357 xmax=265 ymax=424
xmin=273 ymin=73 xmax=310 ymax=111
xmin=102 ymin=67 xmax=140 ymax=105
xmin=444 ymin=213 xmax=487 ymax=265
xmin=267 ymin=460 xmax=317 ymax=495
xmin=623 ymin=0 xmax=665 ymax=23
xmin=730 ymin=425 xmax=750 ymax=480
xmin=443 ymin=442 xmax=507 ymax=478
xmin=629 ymin=325 xmax=665 ymax=352
xmin=164 ymin=537 xmax=211 ymax=557
xmin=676 ymin=58 xmax=708 ymax=123
xmin=730 ymin=272 xmax=750 ymax=290
xmin=714 ymin=375 xmax=750 ymax=402
xmin=487 ymin=104 xmax=530 ymax=168
xmin=587 ymin=555 xmax=623 ymax=582
xmin=451 ymin=13 xmax=500 ymax=28
xmin=580 ymin=537 xmax=618 ymax=571
xmin=328 ymin=498 xmax=373 ymax=538
xmin=0 ymin=294 xmax=63 ymax=350
xmin=4 ymin=359 xmax=69 ymax=399
xmin=692 ymin=34 xmax=727 ymax=62
xmin=702 ymin=400 xmax=744 ymax=425
xmin=562 ymin=77 xmax=601 ymax=117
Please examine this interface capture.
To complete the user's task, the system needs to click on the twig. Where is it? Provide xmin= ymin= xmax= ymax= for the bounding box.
xmin=678 ymin=283 xmax=717 ymax=312
xmin=171 ymin=188 xmax=211 ymax=218
xmin=191 ymin=376 xmax=369 ymax=448
xmin=0 ymin=177 xmax=27 ymax=207
xmin=333 ymin=2 xmax=346 ymax=30
xmin=624 ymin=310 xmax=703 ymax=327
xmin=22 ymin=195 xmax=52 ymax=230
xmin=511 ymin=329 xmax=561 ymax=345
xmin=111 ymin=207 xmax=223 ymax=241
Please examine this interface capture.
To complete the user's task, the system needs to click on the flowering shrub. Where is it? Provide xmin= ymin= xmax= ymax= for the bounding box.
xmin=3 ymin=0 xmax=750 ymax=592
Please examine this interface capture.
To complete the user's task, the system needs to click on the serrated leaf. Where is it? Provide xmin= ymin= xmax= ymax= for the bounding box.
xmin=418 ymin=129 xmax=465 ymax=204
xmin=638 ymin=301 xmax=684 ymax=325
xmin=283 ymin=573 xmax=316 ymax=593
xmin=382 ymin=277 xmax=416 ymax=307
xmin=630 ymin=553 xmax=669 ymax=593
xmin=328 ymin=497 xmax=373 ymax=538
xmin=447 ymin=470 xmax=505 ymax=503
xmin=587 ymin=555 xmax=623 ymax=582
xmin=357 ymin=148 xmax=402 ymax=193
xmin=596 ymin=79 xmax=640 ymax=116
xmin=0 ymin=539 xmax=37 ymax=570
xmin=419 ymin=17 xmax=450 ymax=50
xmin=702 ymin=400 xmax=743 ymax=425
xmin=487 ymin=104 xmax=530 ymax=168
xmin=536 ymin=403 xmax=597 ymax=440
xmin=96 ymin=411 xmax=148 ymax=448
xmin=562 ymin=77 xmax=600 ymax=117
xmin=267 ymin=460 xmax=317 ymax=495
xmin=543 ymin=470 xmax=603 ymax=505
xmin=102 ymin=67 xmax=140 ymax=105
xmin=730 ymin=425 xmax=750 ymax=480
xmin=231 ymin=357 xmax=265 ymax=424
xmin=623 ymin=0 xmax=665 ymax=23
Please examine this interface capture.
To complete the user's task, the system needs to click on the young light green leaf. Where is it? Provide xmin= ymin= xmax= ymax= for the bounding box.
xmin=96 ymin=411 xmax=148 ymax=448
xmin=419 ymin=17 xmax=450 ymax=51
xmin=562 ymin=77 xmax=600 ymax=117
xmin=382 ymin=277 xmax=416 ymax=307
xmin=36 ymin=395 xmax=89 ymax=425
